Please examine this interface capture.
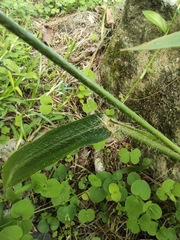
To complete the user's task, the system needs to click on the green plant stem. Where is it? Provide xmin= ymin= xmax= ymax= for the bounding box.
xmin=123 ymin=49 xmax=159 ymax=102
xmin=110 ymin=119 xmax=180 ymax=161
xmin=34 ymin=205 xmax=55 ymax=214
xmin=166 ymin=9 xmax=178 ymax=33
xmin=1 ymin=12 xmax=180 ymax=155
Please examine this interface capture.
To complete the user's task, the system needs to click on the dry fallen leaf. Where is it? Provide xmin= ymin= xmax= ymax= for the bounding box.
xmin=42 ymin=25 xmax=54 ymax=45
xmin=106 ymin=8 xmax=115 ymax=25
xmin=101 ymin=6 xmax=115 ymax=27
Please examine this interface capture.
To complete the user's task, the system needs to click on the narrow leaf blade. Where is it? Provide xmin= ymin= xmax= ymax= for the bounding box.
xmin=121 ymin=31 xmax=180 ymax=51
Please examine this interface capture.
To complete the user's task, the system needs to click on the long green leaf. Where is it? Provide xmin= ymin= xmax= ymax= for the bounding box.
xmin=2 ymin=114 xmax=111 ymax=189
xmin=121 ymin=31 xmax=180 ymax=51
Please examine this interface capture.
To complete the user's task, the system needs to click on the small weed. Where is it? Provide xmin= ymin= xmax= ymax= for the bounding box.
xmin=34 ymin=0 xmax=101 ymax=19
xmin=1 ymin=148 xmax=180 ymax=239
xmin=0 ymin=24 xmax=75 ymax=145
xmin=1 ymin=0 xmax=37 ymax=19
xmin=33 ymin=0 xmax=122 ymax=20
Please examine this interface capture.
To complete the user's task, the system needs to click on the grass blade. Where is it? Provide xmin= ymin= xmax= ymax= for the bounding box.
xmin=121 ymin=31 xmax=180 ymax=51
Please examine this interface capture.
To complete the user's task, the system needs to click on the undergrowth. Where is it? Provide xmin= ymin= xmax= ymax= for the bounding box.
xmin=1 ymin=148 xmax=180 ymax=239
xmin=1 ymin=1 xmax=180 ymax=240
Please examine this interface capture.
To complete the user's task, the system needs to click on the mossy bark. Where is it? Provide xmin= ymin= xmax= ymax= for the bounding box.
xmin=100 ymin=0 xmax=180 ymax=180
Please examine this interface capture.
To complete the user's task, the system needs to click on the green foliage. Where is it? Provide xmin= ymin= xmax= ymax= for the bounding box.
xmin=34 ymin=0 xmax=101 ymax=19
xmin=1 ymin=148 xmax=180 ymax=239
xmin=143 ymin=10 xmax=168 ymax=33
xmin=156 ymin=227 xmax=177 ymax=240
xmin=78 ymin=209 xmax=95 ymax=223
xmin=1 ymin=0 xmax=37 ymax=19
xmin=38 ymin=218 xmax=49 ymax=233
xmin=125 ymin=177 xmax=163 ymax=236
xmin=156 ymin=179 xmax=180 ymax=202
xmin=38 ymin=216 xmax=59 ymax=233
xmin=118 ymin=148 xmax=141 ymax=164
xmin=31 ymin=173 xmax=61 ymax=198
xmin=57 ymin=204 xmax=77 ymax=224
xmin=105 ymin=108 xmax=115 ymax=116
xmin=0 ymin=226 xmax=23 ymax=240
xmin=88 ymin=173 xmax=102 ymax=187
xmin=91 ymin=33 xmax=99 ymax=41
xmin=127 ymin=172 xmax=141 ymax=185
xmin=0 ymin=23 xmax=52 ymax=145
xmin=1 ymin=3 xmax=180 ymax=239
xmin=11 ymin=199 xmax=34 ymax=219
xmin=93 ymin=139 xmax=107 ymax=150
xmin=34 ymin=0 xmax=61 ymax=19
xmin=89 ymin=186 xmax=107 ymax=203
xmin=51 ymin=181 xmax=71 ymax=206
xmin=53 ymin=163 xmax=67 ymax=181
xmin=82 ymin=98 xmax=98 ymax=113
xmin=77 ymin=85 xmax=92 ymax=99
xmin=40 ymin=95 xmax=53 ymax=115
xmin=0 ymin=7 xmax=78 ymax=148
xmin=131 ymin=180 xmax=151 ymax=200
xmin=64 ymin=39 xmax=77 ymax=59
xmin=0 ymin=123 xmax=10 ymax=144
xmin=3 ymin=5 xmax=180 ymax=159
xmin=123 ymin=29 xmax=180 ymax=51
xmin=79 ymin=67 xmax=98 ymax=114
xmin=2 ymin=113 xmax=111 ymax=189
xmin=122 ymin=8 xmax=180 ymax=51
xmin=109 ymin=183 xmax=121 ymax=202
xmin=82 ymin=67 xmax=97 ymax=81
xmin=0 ymin=200 xmax=34 ymax=239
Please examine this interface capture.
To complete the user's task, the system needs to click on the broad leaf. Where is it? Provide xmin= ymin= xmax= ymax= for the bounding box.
xmin=143 ymin=10 xmax=167 ymax=33
xmin=89 ymin=186 xmax=107 ymax=203
xmin=3 ymin=113 xmax=111 ymax=189
xmin=78 ymin=209 xmax=95 ymax=223
xmin=127 ymin=172 xmax=141 ymax=185
xmin=146 ymin=203 xmax=162 ymax=219
xmin=10 ymin=199 xmax=34 ymax=219
xmin=126 ymin=217 xmax=140 ymax=234
xmin=125 ymin=195 xmax=144 ymax=218
xmin=130 ymin=148 xmax=141 ymax=164
xmin=0 ymin=226 xmax=22 ymax=240
xmin=131 ymin=180 xmax=151 ymax=200
xmin=57 ymin=204 xmax=76 ymax=224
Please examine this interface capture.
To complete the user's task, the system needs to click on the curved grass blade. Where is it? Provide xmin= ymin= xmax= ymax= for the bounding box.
xmin=121 ymin=31 xmax=180 ymax=51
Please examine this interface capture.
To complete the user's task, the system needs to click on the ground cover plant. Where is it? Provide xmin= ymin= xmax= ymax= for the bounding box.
xmin=34 ymin=0 xmax=102 ymax=19
xmin=1 ymin=0 xmax=180 ymax=239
